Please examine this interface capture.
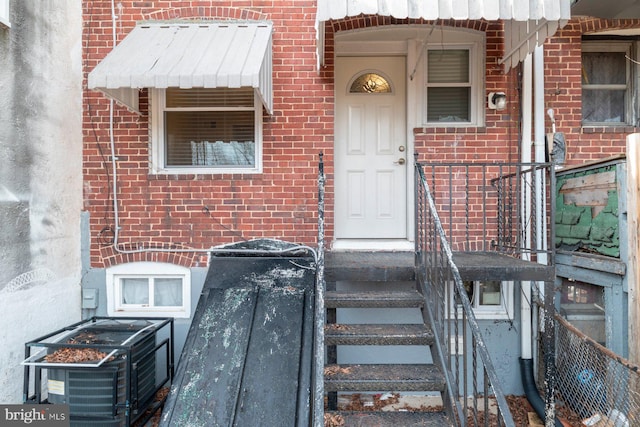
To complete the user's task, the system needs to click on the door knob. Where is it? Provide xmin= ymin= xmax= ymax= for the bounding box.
xmin=394 ymin=158 xmax=406 ymax=165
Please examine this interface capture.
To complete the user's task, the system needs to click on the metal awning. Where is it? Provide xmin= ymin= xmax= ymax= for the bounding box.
xmin=88 ymin=22 xmax=273 ymax=114
xmin=572 ymin=0 xmax=640 ymax=19
xmin=315 ymin=0 xmax=571 ymax=71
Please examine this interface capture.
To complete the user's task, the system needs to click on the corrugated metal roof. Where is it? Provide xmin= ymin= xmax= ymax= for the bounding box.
xmin=88 ymin=22 xmax=273 ymax=113
xmin=316 ymin=0 xmax=571 ymax=71
xmin=316 ymin=0 xmax=570 ymax=21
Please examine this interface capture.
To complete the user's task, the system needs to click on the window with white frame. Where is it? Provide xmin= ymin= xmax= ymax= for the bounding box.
xmin=151 ymin=88 xmax=262 ymax=174
xmin=423 ymin=39 xmax=483 ymax=126
xmin=0 ymin=0 xmax=9 ymax=28
xmin=581 ymin=40 xmax=633 ymax=125
xmin=450 ymin=280 xmax=514 ymax=320
xmin=106 ymin=262 xmax=191 ymax=318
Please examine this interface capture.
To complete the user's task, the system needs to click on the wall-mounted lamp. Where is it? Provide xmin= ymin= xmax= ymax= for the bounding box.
xmin=488 ymin=92 xmax=507 ymax=111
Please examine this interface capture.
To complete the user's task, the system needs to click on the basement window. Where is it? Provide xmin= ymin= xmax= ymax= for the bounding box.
xmin=106 ymin=262 xmax=191 ymax=318
xmin=151 ymin=88 xmax=262 ymax=174
xmin=450 ymin=280 xmax=514 ymax=320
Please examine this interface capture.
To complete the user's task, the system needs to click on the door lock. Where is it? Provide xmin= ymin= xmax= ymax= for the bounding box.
xmin=394 ymin=158 xmax=406 ymax=165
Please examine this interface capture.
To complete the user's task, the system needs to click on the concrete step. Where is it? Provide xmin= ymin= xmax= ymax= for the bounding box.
xmin=325 ymin=290 xmax=424 ymax=308
xmin=325 ymin=410 xmax=451 ymax=427
xmin=324 ymin=364 xmax=446 ymax=392
xmin=325 ymin=323 xmax=434 ymax=346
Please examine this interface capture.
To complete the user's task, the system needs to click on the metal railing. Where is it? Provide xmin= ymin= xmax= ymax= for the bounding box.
xmin=415 ymin=161 xmax=523 ymax=426
xmin=418 ymin=161 xmax=554 ymax=263
xmin=312 ymin=152 xmax=326 ymax=427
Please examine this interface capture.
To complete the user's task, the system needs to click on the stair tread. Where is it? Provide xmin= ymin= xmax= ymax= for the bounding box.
xmin=324 ymin=364 xmax=445 ymax=392
xmin=325 ymin=323 xmax=434 ymax=345
xmin=325 ymin=290 xmax=424 ymax=308
xmin=325 ymin=410 xmax=451 ymax=427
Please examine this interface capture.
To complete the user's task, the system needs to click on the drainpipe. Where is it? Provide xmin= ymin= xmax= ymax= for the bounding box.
xmin=520 ymin=46 xmax=562 ymax=427
xmin=521 ymin=54 xmax=533 ymax=363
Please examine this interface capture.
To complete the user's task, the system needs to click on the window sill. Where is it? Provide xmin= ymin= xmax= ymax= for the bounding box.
xmin=582 ymin=125 xmax=638 ymax=134
xmin=150 ymin=167 xmax=262 ymax=176
xmin=414 ymin=126 xmax=488 ymax=135
xmin=451 ymin=309 xmax=512 ymax=320
xmin=110 ymin=309 xmax=190 ymax=319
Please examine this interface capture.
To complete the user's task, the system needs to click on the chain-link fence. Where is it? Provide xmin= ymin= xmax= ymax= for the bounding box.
xmin=554 ymin=314 xmax=639 ymax=426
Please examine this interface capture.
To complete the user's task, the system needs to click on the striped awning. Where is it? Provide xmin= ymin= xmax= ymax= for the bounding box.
xmin=316 ymin=0 xmax=571 ymax=71
xmin=88 ymin=22 xmax=273 ymax=114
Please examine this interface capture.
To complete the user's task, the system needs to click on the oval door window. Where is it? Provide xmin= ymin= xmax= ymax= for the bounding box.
xmin=349 ymin=72 xmax=392 ymax=94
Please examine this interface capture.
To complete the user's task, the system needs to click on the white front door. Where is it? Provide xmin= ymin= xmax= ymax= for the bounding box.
xmin=335 ymin=56 xmax=407 ymax=239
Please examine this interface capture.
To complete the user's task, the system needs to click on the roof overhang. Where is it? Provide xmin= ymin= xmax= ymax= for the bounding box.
xmin=315 ymin=0 xmax=571 ymax=72
xmin=88 ymin=22 xmax=273 ymax=114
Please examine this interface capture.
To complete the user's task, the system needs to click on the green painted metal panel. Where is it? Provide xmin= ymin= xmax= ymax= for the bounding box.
xmin=556 ymin=165 xmax=620 ymax=257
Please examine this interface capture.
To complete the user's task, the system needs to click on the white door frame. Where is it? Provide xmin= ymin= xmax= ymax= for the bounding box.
xmin=333 ymin=43 xmax=417 ymax=251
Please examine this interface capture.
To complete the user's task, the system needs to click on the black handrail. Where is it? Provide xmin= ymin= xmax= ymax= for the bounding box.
xmin=415 ymin=161 xmax=517 ymax=426
xmin=312 ymin=152 xmax=326 ymax=427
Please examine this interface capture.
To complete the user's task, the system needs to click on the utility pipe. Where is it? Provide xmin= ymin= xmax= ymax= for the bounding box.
xmin=519 ymin=45 xmax=560 ymax=427
xmin=521 ymin=54 xmax=533 ymax=360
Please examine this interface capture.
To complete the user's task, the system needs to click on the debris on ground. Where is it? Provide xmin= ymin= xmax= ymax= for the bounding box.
xmin=324 ymin=365 xmax=352 ymax=376
xmin=326 ymin=324 xmax=350 ymax=331
xmin=324 ymin=413 xmax=345 ymax=427
xmin=328 ymin=393 xmax=586 ymax=426
xmin=132 ymin=387 xmax=170 ymax=427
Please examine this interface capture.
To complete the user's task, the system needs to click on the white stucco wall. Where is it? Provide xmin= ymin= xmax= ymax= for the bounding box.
xmin=0 ymin=1 xmax=82 ymax=403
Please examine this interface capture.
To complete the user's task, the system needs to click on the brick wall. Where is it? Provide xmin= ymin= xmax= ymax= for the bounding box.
xmin=83 ymin=1 xmax=332 ymax=267
xmin=544 ymin=19 xmax=640 ymax=164
xmin=83 ymin=2 xmax=636 ymax=267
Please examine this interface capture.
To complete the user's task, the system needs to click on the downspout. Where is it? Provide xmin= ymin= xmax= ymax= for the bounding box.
xmin=105 ymin=2 xmax=211 ymax=256
xmin=520 ymin=46 xmax=562 ymax=427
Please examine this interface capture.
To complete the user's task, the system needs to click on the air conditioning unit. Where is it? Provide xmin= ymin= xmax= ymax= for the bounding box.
xmin=23 ymin=317 xmax=174 ymax=427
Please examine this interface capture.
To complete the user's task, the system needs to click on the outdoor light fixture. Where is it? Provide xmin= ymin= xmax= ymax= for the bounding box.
xmin=488 ymin=92 xmax=507 ymax=111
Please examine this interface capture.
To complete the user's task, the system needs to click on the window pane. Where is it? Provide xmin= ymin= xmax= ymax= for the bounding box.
xmin=427 ymin=87 xmax=470 ymax=122
xmin=165 ymin=111 xmax=255 ymax=167
xmin=582 ymin=52 xmax=626 ymax=85
xmin=479 ymin=281 xmax=502 ymax=306
xmin=350 ymin=73 xmax=392 ymax=93
xmin=166 ymin=88 xmax=254 ymax=108
xmin=428 ymin=50 xmax=469 ymax=83
xmin=121 ymin=278 xmax=149 ymax=305
xmin=154 ymin=278 xmax=183 ymax=307
xmin=582 ymin=89 xmax=625 ymax=123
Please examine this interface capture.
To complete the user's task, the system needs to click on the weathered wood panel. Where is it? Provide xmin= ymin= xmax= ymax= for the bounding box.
xmin=626 ymin=134 xmax=640 ymax=365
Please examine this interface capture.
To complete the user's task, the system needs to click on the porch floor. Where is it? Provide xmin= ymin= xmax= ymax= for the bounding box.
xmin=326 ymin=250 xmax=555 ymax=283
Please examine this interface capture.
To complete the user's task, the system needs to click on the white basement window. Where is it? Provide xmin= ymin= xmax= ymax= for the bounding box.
xmin=151 ymin=87 xmax=262 ymax=174
xmin=450 ymin=280 xmax=514 ymax=320
xmin=106 ymin=262 xmax=191 ymax=318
